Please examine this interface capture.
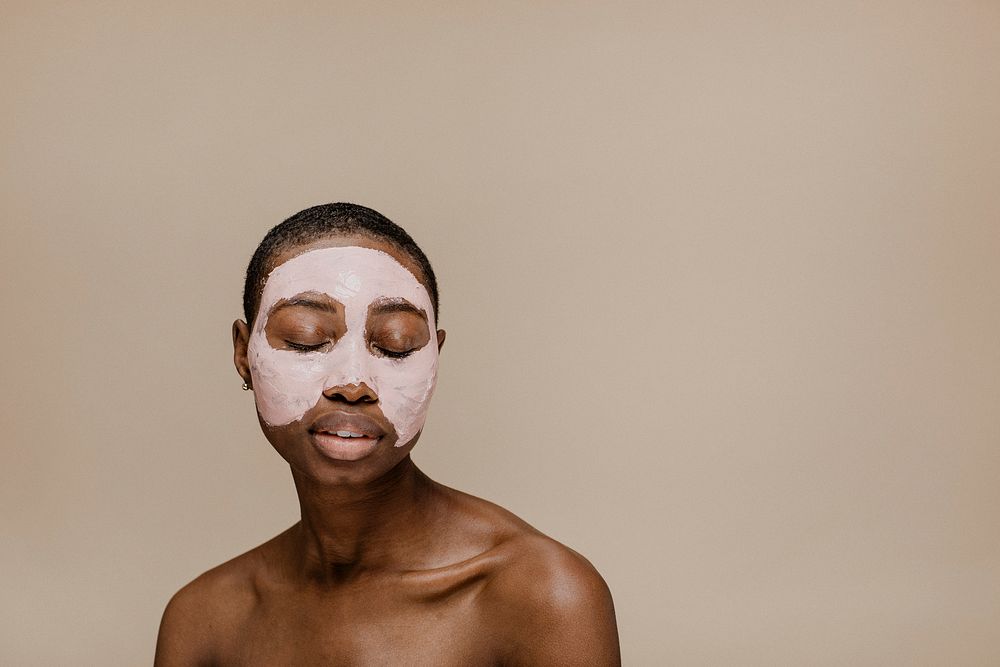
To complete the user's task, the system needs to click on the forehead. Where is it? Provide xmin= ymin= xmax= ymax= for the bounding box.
xmin=268 ymin=234 xmax=427 ymax=286
xmin=260 ymin=233 xmax=432 ymax=300
xmin=260 ymin=241 xmax=433 ymax=314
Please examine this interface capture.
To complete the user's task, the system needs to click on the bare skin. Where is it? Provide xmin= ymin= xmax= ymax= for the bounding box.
xmin=155 ymin=235 xmax=620 ymax=666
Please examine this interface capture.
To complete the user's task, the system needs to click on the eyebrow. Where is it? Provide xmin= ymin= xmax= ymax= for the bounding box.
xmin=369 ymin=298 xmax=427 ymax=321
xmin=269 ymin=295 xmax=339 ymax=316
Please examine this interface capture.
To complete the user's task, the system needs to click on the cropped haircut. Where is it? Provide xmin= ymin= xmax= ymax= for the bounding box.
xmin=243 ymin=203 xmax=439 ymax=326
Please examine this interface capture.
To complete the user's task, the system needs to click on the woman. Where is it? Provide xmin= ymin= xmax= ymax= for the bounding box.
xmin=154 ymin=203 xmax=620 ymax=665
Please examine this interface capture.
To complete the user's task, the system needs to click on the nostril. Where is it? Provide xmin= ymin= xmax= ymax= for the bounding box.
xmin=323 ymin=383 xmax=378 ymax=404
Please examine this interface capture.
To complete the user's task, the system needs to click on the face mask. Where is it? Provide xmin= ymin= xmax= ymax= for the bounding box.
xmin=247 ymin=246 xmax=438 ymax=448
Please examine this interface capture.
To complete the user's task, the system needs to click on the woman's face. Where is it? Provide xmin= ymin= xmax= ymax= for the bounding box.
xmin=233 ymin=236 xmax=444 ymax=483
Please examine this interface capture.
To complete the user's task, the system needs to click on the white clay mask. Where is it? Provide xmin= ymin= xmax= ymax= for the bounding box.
xmin=247 ymin=246 xmax=438 ymax=447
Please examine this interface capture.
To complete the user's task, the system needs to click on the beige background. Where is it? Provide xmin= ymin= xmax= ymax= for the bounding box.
xmin=2 ymin=2 xmax=999 ymax=664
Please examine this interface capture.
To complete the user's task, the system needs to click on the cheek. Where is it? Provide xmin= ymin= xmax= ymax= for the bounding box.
xmin=371 ymin=346 xmax=440 ymax=447
xmin=247 ymin=335 xmax=329 ymax=427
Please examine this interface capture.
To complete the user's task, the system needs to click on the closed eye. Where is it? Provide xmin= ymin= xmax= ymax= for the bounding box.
xmin=285 ymin=340 xmax=329 ymax=352
xmin=373 ymin=345 xmax=415 ymax=359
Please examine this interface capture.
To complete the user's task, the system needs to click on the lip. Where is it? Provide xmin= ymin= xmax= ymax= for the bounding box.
xmin=308 ymin=411 xmax=387 ymax=462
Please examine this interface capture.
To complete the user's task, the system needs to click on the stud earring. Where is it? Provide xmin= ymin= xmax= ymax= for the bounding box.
xmin=242 ymin=382 xmax=251 ymax=391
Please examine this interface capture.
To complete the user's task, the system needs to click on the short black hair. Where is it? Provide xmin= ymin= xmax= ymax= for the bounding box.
xmin=243 ymin=203 xmax=439 ymax=326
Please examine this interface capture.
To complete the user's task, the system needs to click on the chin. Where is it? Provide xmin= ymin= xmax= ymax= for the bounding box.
xmin=284 ymin=438 xmax=410 ymax=486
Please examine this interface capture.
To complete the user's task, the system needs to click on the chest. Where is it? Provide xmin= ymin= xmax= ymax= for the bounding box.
xmin=217 ymin=578 xmax=503 ymax=666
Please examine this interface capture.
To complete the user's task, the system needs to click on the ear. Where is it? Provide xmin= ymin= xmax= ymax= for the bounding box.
xmin=233 ymin=319 xmax=253 ymax=388
xmin=436 ymin=328 xmax=447 ymax=352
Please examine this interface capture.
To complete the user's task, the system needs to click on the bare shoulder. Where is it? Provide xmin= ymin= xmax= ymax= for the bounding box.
xmin=494 ymin=532 xmax=614 ymax=613
xmin=441 ymin=488 xmax=621 ymax=665
xmin=154 ymin=534 xmax=280 ymax=667
xmin=489 ymin=532 xmax=620 ymax=665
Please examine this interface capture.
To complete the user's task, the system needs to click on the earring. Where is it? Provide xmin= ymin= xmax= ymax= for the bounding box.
xmin=242 ymin=382 xmax=251 ymax=391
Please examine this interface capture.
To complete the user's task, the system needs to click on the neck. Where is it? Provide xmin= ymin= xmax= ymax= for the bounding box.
xmin=288 ymin=455 xmax=435 ymax=581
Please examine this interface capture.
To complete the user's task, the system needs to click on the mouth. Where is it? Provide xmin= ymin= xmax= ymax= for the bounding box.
xmin=317 ymin=430 xmax=370 ymax=439
xmin=308 ymin=412 xmax=387 ymax=462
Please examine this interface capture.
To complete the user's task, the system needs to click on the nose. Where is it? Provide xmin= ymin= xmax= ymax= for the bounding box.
xmin=322 ymin=382 xmax=378 ymax=404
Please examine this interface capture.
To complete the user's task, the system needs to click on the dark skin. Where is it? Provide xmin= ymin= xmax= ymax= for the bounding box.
xmin=154 ymin=235 xmax=620 ymax=666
